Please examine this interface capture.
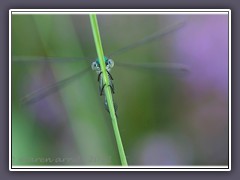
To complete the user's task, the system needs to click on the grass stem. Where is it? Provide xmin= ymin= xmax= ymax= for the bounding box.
xmin=89 ymin=14 xmax=128 ymax=166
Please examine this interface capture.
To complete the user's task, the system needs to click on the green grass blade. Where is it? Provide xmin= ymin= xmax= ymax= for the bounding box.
xmin=89 ymin=14 xmax=128 ymax=166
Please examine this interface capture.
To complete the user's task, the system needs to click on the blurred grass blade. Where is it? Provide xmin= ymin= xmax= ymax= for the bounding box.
xmin=21 ymin=68 xmax=90 ymax=105
xmin=89 ymin=14 xmax=128 ymax=166
xmin=108 ymin=21 xmax=186 ymax=57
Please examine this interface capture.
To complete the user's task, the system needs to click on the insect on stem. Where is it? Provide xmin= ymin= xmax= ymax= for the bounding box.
xmin=89 ymin=14 xmax=128 ymax=166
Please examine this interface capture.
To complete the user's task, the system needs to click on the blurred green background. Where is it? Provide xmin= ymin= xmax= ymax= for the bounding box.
xmin=12 ymin=14 xmax=229 ymax=166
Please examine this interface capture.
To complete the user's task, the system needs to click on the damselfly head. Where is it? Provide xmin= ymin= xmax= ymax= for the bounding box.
xmin=92 ymin=56 xmax=114 ymax=71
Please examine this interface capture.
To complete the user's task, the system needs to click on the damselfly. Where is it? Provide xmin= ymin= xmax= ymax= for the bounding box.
xmin=12 ymin=20 xmax=188 ymax=116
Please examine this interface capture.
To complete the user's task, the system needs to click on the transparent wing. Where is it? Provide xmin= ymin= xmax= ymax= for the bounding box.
xmin=12 ymin=56 xmax=93 ymax=63
xmin=115 ymin=61 xmax=189 ymax=75
xmin=20 ymin=67 xmax=91 ymax=105
xmin=13 ymin=21 xmax=185 ymax=63
xmin=108 ymin=21 xmax=186 ymax=58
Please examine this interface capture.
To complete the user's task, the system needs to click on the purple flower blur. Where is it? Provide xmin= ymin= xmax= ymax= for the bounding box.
xmin=174 ymin=15 xmax=228 ymax=95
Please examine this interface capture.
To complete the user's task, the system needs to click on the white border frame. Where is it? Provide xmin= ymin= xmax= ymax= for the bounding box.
xmin=9 ymin=9 xmax=231 ymax=171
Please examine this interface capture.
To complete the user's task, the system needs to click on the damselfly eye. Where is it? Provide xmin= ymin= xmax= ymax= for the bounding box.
xmin=91 ymin=62 xmax=99 ymax=71
xmin=108 ymin=59 xmax=114 ymax=68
